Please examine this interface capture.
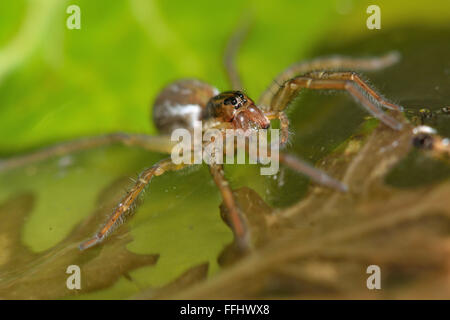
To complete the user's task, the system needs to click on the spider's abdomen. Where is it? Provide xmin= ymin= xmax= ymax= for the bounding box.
xmin=152 ymin=79 xmax=219 ymax=134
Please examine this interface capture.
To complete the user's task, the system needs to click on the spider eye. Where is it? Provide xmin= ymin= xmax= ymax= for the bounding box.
xmin=237 ymin=92 xmax=244 ymax=99
xmin=230 ymin=98 xmax=237 ymax=105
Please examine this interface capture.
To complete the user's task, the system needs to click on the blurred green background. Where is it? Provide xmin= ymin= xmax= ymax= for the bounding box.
xmin=0 ymin=0 xmax=449 ymax=299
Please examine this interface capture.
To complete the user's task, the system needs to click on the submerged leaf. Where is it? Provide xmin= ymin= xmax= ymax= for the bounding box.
xmin=0 ymin=176 xmax=159 ymax=299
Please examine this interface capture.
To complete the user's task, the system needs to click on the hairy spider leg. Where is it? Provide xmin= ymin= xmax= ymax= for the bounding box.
xmin=278 ymin=152 xmax=348 ymax=192
xmin=209 ymin=164 xmax=249 ymax=249
xmin=258 ymin=51 xmax=401 ymax=108
xmin=223 ymin=15 xmax=252 ymax=91
xmin=256 ymin=140 xmax=348 ymax=192
xmin=79 ymin=158 xmax=190 ymax=250
xmin=0 ymin=133 xmax=175 ymax=172
xmin=265 ymin=111 xmax=290 ymax=147
xmin=270 ymin=77 xmax=403 ymax=130
xmin=305 ymin=71 xmax=404 ymax=111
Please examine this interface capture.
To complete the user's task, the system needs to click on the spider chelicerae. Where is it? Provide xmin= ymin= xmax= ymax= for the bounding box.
xmin=0 ymin=27 xmax=407 ymax=251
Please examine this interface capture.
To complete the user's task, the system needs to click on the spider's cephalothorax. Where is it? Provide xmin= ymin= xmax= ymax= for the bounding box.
xmin=153 ymin=79 xmax=270 ymax=134
xmin=204 ymin=91 xmax=271 ymax=130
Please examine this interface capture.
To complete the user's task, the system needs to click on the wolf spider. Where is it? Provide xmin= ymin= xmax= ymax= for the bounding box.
xmin=0 ymin=27 xmax=405 ymax=251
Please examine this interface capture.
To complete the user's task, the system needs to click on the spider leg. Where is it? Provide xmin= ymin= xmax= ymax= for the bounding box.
xmin=258 ymin=51 xmax=400 ymax=108
xmin=0 ymin=133 xmax=174 ymax=172
xmin=270 ymin=77 xmax=403 ymax=130
xmin=209 ymin=164 xmax=249 ymax=249
xmin=224 ymin=16 xmax=251 ymax=90
xmin=79 ymin=158 xmax=189 ymax=250
xmin=266 ymin=111 xmax=290 ymax=147
xmin=279 ymin=152 xmax=348 ymax=192
xmin=306 ymin=71 xmax=403 ymax=111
